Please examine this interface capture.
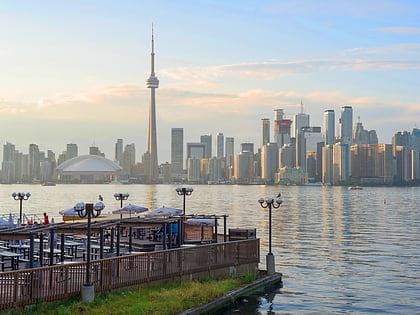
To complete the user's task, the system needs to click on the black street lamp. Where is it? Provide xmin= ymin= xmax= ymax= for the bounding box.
xmin=114 ymin=193 xmax=129 ymax=219
xmin=12 ymin=192 xmax=31 ymax=224
xmin=258 ymin=195 xmax=283 ymax=275
xmin=175 ymin=187 xmax=193 ymax=215
xmin=74 ymin=201 xmax=105 ymax=302
xmin=176 ymin=187 xmax=193 ymax=245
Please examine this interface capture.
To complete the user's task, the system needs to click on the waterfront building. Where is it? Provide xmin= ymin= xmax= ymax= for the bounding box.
xmin=29 ymin=143 xmax=40 ymax=182
xmin=340 ymin=106 xmax=353 ymax=144
xmin=2 ymin=142 xmax=16 ymax=183
xmin=225 ymin=137 xmax=234 ymax=178
xmin=187 ymin=157 xmax=201 ymax=183
xmin=261 ymin=142 xmax=279 ymax=182
xmin=261 ymin=118 xmax=270 ymax=147
xmin=294 ymin=106 xmax=310 ymax=170
xmin=412 ymin=150 xmax=420 ymax=180
xmin=115 ymin=139 xmax=123 ymax=165
xmin=273 ymin=109 xmax=292 ymax=148
xmin=200 ymin=135 xmax=212 ymax=158
xmin=56 ymin=155 xmax=122 ymax=183
xmin=350 ymin=144 xmax=393 ymax=183
xmin=395 ymin=145 xmax=412 ymax=182
xmin=122 ymin=144 xmax=136 ymax=177
xmin=67 ymin=143 xmax=78 ymax=160
xmin=275 ymin=167 xmax=307 ymax=185
xmin=306 ymin=151 xmax=317 ymax=181
xmin=323 ymin=110 xmax=335 ymax=145
xmin=171 ymin=128 xmax=184 ymax=174
xmin=40 ymin=161 xmax=52 ymax=182
xmin=144 ymin=25 xmax=160 ymax=183
xmin=322 ymin=145 xmax=333 ymax=184
xmin=332 ymin=142 xmax=350 ymax=184
xmin=279 ymin=143 xmax=295 ymax=168
xmin=209 ymin=157 xmax=223 ymax=183
xmin=216 ymin=132 xmax=224 ymax=158
xmin=392 ymin=131 xmax=411 ymax=156
xmin=233 ymin=150 xmax=253 ymax=183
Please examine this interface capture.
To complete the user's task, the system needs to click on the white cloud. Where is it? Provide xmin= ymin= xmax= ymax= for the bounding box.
xmin=373 ymin=27 xmax=420 ymax=34
xmin=345 ymin=43 xmax=420 ymax=55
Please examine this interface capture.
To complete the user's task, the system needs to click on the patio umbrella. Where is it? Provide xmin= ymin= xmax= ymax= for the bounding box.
xmin=0 ymin=218 xmax=14 ymax=228
xmin=112 ymin=204 xmax=148 ymax=215
xmin=186 ymin=218 xmax=218 ymax=226
xmin=145 ymin=206 xmax=182 ymax=218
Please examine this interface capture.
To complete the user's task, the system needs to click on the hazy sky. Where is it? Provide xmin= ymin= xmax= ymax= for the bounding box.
xmin=0 ymin=0 xmax=419 ymax=163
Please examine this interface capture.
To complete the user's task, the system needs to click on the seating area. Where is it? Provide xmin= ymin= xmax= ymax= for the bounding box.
xmin=0 ymin=214 xmax=229 ymax=272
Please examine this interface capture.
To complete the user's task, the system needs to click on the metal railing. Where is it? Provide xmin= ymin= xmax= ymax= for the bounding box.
xmin=0 ymin=239 xmax=259 ymax=310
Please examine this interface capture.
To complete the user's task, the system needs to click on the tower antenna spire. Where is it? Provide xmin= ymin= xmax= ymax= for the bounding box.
xmin=300 ymin=100 xmax=304 ymax=114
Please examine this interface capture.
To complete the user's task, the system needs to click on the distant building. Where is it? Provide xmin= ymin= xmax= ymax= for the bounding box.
xmin=187 ymin=143 xmax=206 ymax=160
xmin=340 ymin=106 xmax=353 ymax=144
xmin=261 ymin=142 xmax=279 ymax=182
xmin=275 ymin=167 xmax=307 ymax=185
xmin=274 ymin=109 xmax=292 ymax=148
xmin=261 ymin=119 xmax=270 ymax=147
xmin=187 ymin=157 xmax=201 ymax=183
xmin=322 ymin=145 xmax=334 ymax=184
xmin=67 ymin=143 xmax=78 ymax=160
xmin=200 ymin=134 xmax=212 ymax=158
xmin=332 ymin=143 xmax=350 ymax=184
xmin=216 ymin=132 xmax=224 ymax=158
xmin=115 ymin=139 xmax=123 ymax=165
xmin=225 ymin=137 xmax=234 ymax=177
xmin=323 ymin=110 xmax=335 ymax=145
xmin=353 ymin=121 xmax=378 ymax=145
xmin=89 ymin=145 xmax=105 ymax=157
xmin=171 ymin=128 xmax=184 ymax=174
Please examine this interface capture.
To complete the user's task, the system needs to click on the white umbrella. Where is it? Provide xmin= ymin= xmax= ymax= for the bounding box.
xmin=0 ymin=218 xmax=14 ymax=228
xmin=186 ymin=218 xmax=218 ymax=226
xmin=145 ymin=206 xmax=182 ymax=218
xmin=112 ymin=204 xmax=148 ymax=215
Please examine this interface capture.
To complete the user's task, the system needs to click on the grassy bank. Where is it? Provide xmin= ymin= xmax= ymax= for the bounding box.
xmin=4 ymin=274 xmax=256 ymax=315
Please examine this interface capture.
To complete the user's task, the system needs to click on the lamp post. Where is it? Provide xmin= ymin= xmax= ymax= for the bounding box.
xmin=12 ymin=192 xmax=31 ymax=224
xmin=114 ymin=193 xmax=129 ymax=219
xmin=176 ymin=187 xmax=193 ymax=245
xmin=175 ymin=187 xmax=193 ymax=215
xmin=258 ymin=195 xmax=283 ymax=275
xmin=74 ymin=201 xmax=105 ymax=302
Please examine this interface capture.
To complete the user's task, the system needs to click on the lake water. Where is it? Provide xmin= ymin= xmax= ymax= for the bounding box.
xmin=1 ymin=184 xmax=419 ymax=314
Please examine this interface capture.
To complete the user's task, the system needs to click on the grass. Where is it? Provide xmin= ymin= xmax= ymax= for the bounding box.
xmin=4 ymin=274 xmax=256 ymax=315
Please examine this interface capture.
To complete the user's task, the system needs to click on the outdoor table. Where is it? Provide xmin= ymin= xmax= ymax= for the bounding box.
xmin=57 ymin=241 xmax=83 ymax=258
xmin=86 ymin=244 xmax=111 ymax=260
xmin=0 ymin=250 xmax=23 ymax=271
xmin=8 ymin=244 xmax=30 ymax=259
xmin=41 ymin=248 xmax=61 ymax=265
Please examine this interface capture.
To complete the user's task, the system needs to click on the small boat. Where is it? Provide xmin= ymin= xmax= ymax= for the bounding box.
xmin=348 ymin=186 xmax=363 ymax=190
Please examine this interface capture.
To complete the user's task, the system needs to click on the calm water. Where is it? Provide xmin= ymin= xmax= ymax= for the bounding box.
xmin=1 ymin=184 xmax=419 ymax=314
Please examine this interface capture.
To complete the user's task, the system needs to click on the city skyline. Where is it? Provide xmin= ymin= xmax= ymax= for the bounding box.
xmin=0 ymin=1 xmax=419 ymax=163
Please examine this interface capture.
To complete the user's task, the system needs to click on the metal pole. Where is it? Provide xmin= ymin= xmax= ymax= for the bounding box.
xmin=269 ymin=203 xmax=272 ymax=254
xmin=86 ymin=203 xmax=93 ymax=285
xmin=19 ymin=199 xmax=23 ymax=223
xmin=120 ymin=197 xmax=123 ymax=219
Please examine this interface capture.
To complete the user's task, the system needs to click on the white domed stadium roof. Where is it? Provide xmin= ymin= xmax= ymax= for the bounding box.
xmin=57 ymin=155 xmax=122 ymax=173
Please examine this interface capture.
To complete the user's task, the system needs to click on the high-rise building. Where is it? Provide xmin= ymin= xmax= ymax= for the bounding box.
xmin=273 ymin=109 xmax=292 ymax=148
xmin=115 ymin=139 xmax=123 ymax=165
xmin=392 ymin=131 xmax=411 ymax=156
xmin=233 ymin=151 xmax=253 ymax=182
xmin=123 ymin=144 xmax=136 ymax=176
xmin=332 ymin=142 xmax=350 ymax=184
xmin=29 ymin=144 xmax=40 ymax=182
xmin=353 ymin=121 xmax=378 ymax=145
xmin=225 ymin=137 xmax=234 ymax=178
xmin=241 ymin=143 xmax=254 ymax=154
xmin=187 ymin=157 xmax=201 ymax=182
xmin=340 ymin=106 xmax=353 ymax=144
xmin=3 ymin=142 xmax=16 ymax=162
xmin=216 ymin=132 xmax=224 ymax=158
xmin=323 ymin=110 xmax=335 ymax=145
xmin=171 ymin=128 xmax=184 ymax=174
xmin=279 ymin=144 xmax=295 ymax=168
xmin=261 ymin=142 xmax=279 ymax=182
xmin=144 ymin=25 xmax=159 ymax=182
xmin=261 ymin=118 xmax=270 ymax=147
xmin=66 ymin=143 xmax=78 ymax=160
xmin=294 ymin=105 xmax=310 ymax=169
xmin=209 ymin=157 xmax=222 ymax=183
xmin=187 ymin=143 xmax=206 ymax=160
xmin=322 ymin=145 xmax=334 ymax=184
xmin=200 ymin=135 xmax=212 ymax=158
xmin=89 ymin=145 xmax=105 ymax=157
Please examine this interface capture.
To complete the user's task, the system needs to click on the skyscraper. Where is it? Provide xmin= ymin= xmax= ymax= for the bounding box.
xmin=273 ymin=109 xmax=292 ymax=148
xmin=295 ymin=106 xmax=310 ymax=169
xmin=340 ymin=106 xmax=353 ymax=144
xmin=200 ymin=135 xmax=212 ymax=158
xmin=115 ymin=139 xmax=123 ymax=165
xmin=225 ymin=137 xmax=234 ymax=168
xmin=66 ymin=143 xmax=78 ymax=160
xmin=261 ymin=118 xmax=270 ymax=146
xmin=323 ymin=110 xmax=335 ymax=145
xmin=144 ymin=25 xmax=159 ymax=182
xmin=171 ymin=128 xmax=184 ymax=174
xmin=216 ymin=132 xmax=224 ymax=158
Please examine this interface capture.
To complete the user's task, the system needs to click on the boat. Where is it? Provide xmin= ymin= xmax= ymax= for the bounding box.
xmin=348 ymin=186 xmax=363 ymax=190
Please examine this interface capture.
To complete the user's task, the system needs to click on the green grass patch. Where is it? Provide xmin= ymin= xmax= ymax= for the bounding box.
xmin=4 ymin=274 xmax=256 ymax=315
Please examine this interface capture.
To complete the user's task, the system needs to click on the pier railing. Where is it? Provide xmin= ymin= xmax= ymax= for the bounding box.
xmin=0 ymin=239 xmax=259 ymax=310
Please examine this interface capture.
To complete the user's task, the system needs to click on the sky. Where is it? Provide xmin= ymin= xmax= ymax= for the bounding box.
xmin=0 ymin=0 xmax=419 ymax=163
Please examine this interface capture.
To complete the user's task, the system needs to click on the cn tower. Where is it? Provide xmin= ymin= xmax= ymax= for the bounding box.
xmin=145 ymin=24 xmax=159 ymax=182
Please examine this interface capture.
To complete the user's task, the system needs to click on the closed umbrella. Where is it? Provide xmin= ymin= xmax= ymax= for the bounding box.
xmin=145 ymin=206 xmax=182 ymax=218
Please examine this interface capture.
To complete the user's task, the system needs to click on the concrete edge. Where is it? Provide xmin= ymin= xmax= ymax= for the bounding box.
xmin=180 ymin=271 xmax=283 ymax=315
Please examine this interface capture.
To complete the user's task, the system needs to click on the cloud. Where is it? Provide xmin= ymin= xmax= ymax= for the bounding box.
xmin=345 ymin=43 xmax=420 ymax=55
xmin=372 ymin=27 xmax=420 ymax=34
xmin=161 ymin=58 xmax=420 ymax=82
